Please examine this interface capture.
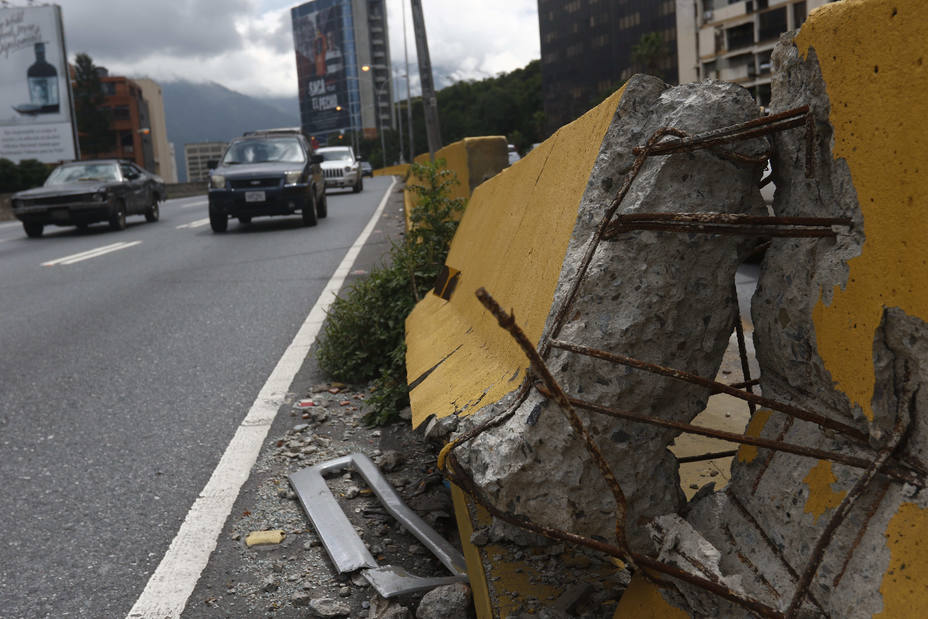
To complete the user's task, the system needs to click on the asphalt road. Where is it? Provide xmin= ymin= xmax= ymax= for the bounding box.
xmin=0 ymin=177 xmax=396 ymax=618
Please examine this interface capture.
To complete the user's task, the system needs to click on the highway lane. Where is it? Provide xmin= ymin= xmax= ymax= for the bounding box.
xmin=0 ymin=178 xmax=394 ymax=618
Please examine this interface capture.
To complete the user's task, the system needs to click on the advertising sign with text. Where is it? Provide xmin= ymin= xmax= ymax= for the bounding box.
xmin=0 ymin=5 xmax=77 ymax=163
xmin=292 ymin=0 xmax=353 ymax=138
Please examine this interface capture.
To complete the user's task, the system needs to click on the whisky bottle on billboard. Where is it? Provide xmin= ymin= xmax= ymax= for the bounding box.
xmin=28 ymin=42 xmax=60 ymax=114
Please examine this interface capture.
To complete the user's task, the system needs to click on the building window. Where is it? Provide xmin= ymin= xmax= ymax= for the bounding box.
xmin=759 ymin=7 xmax=787 ymax=41
xmin=619 ymin=12 xmax=640 ymax=29
xmin=726 ymin=22 xmax=754 ymax=51
xmin=566 ymin=43 xmax=583 ymax=58
xmin=113 ymin=105 xmax=130 ymax=120
xmin=793 ymin=1 xmax=807 ymax=27
xmin=120 ymin=131 xmax=134 ymax=153
xmin=102 ymin=82 xmax=116 ymax=96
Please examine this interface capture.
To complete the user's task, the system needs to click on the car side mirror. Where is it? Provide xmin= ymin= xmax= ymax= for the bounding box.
xmin=207 ymin=160 xmax=219 ymax=169
xmin=310 ymin=154 xmax=324 ymax=164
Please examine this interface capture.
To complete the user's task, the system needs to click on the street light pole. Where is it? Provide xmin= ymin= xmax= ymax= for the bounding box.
xmin=410 ymin=0 xmax=441 ymax=159
xmin=402 ymin=0 xmax=414 ymax=162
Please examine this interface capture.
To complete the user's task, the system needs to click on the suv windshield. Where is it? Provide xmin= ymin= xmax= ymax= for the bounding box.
xmin=222 ymin=137 xmax=305 ymax=165
xmin=318 ymin=148 xmax=352 ymax=162
xmin=45 ymin=163 xmax=120 ymax=185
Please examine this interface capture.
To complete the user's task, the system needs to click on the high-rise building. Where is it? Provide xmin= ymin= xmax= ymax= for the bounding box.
xmin=291 ymin=0 xmax=393 ymax=146
xmin=538 ymin=0 xmax=679 ymax=133
xmin=134 ymin=78 xmax=178 ymax=183
xmin=184 ymin=141 xmax=227 ymax=183
xmin=675 ymin=0 xmax=838 ymax=107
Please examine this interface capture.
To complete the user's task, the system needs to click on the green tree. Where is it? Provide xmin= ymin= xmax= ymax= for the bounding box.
xmin=72 ymin=53 xmax=112 ymax=157
xmin=17 ymin=159 xmax=51 ymax=188
xmin=632 ymin=32 xmax=669 ymax=78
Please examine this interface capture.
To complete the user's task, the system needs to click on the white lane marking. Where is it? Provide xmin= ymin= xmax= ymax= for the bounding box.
xmin=176 ymin=218 xmax=211 ymax=229
xmin=127 ymin=177 xmax=398 ymax=619
xmin=41 ymin=241 xmax=141 ymax=266
xmin=180 ymin=200 xmax=208 ymax=209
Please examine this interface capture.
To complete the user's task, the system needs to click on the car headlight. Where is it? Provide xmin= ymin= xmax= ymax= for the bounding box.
xmin=284 ymin=170 xmax=303 ymax=185
xmin=210 ymin=174 xmax=226 ymax=189
xmin=344 ymin=166 xmax=352 ymax=173
xmin=93 ymin=190 xmax=107 ymax=202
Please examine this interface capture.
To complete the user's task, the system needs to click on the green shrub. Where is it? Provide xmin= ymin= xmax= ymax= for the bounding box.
xmin=316 ymin=158 xmax=466 ymax=424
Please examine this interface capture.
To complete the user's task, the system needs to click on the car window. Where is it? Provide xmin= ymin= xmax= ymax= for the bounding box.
xmin=222 ymin=138 xmax=306 ymax=164
xmin=45 ymin=163 xmax=120 ymax=185
xmin=317 ymin=148 xmax=352 ymax=162
xmin=120 ymin=163 xmax=137 ymax=179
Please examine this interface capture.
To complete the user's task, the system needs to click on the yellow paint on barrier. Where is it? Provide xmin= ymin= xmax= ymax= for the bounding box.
xmin=374 ymin=163 xmax=410 ymax=178
xmin=450 ymin=484 xmax=493 ymax=619
xmin=802 ymin=460 xmax=847 ymax=522
xmin=736 ymin=408 xmax=773 ymax=463
xmin=874 ymin=503 xmax=928 ymax=617
xmin=613 ymin=573 xmax=689 ymax=619
xmin=405 ymin=88 xmax=626 ymax=427
xmin=795 ymin=0 xmax=928 ymax=421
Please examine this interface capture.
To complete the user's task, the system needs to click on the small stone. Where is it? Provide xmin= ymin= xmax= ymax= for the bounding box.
xmin=344 ymin=485 xmax=360 ymax=499
xmin=261 ymin=576 xmax=279 ymax=593
xmin=339 ymin=400 xmax=351 ymax=406
xmin=398 ymin=407 xmax=412 ymax=420
xmin=351 ymin=573 xmax=369 ymax=587
xmin=470 ymin=528 xmax=490 ymax=546
xmin=377 ymin=450 xmax=404 ymax=472
xmin=408 ymin=544 xmax=426 ymax=555
xmin=416 ymin=583 xmax=472 ymax=619
xmin=291 ymin=591 xmax=312 ymax=607
xmin=338 ymin=586 xmax=351 ymax=597
xmin=293 ymin=423 xmax=310 ymax=432
xmin=308 ymin=597 xmax=351 ymax=617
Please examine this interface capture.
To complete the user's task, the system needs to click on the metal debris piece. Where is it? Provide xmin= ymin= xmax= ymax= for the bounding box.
xmin=289 ymin=453 xmax=468 ymax=598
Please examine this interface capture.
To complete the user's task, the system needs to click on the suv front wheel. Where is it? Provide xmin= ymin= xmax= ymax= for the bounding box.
xmin=209 ymin=204 xmax=228 ymax=233
xmin=302 ymin=193 xmax=318 ymax=227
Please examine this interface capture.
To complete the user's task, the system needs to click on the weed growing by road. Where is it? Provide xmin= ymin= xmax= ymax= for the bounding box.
xmin=316 ymin=159 xmax=465 ymax=424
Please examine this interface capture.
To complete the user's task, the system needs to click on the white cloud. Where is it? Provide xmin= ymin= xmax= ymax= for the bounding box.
xmin=54 ymin=0 xmax=539 ymax=98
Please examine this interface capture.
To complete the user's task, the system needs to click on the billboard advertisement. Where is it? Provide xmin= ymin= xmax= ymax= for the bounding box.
xmin=0 ymin=4 xmax=77 ymax=163
xmin=291 ymin=0 xmax=359 ymax=140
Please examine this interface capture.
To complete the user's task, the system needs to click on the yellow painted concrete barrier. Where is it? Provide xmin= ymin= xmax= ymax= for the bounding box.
xmin=405 ymin=93 xmax=624 ymax=428
xmin=374 ymin=163 xmax=410 ymax=178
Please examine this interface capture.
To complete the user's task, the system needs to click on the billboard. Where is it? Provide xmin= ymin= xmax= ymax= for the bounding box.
xmin=0 ymin=5 xmax=77 ymax=163
xmin=291 ymin=0 xmax=360 ymax=141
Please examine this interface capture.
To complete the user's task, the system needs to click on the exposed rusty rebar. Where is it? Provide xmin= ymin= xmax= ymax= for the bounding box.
xmin=476 ymin=287 xmax=632 ymax=555
xmin=784 ymin=376 xmax=915 ymax=617
xmin=548 ymin=338 xmax=870 ymax=444
xmin=733 ymin=300 xmax=757 ymax=417
xmin=444 ymin=452 xmax=784 ymax=619
xmin=534 ymin=385 xmax=920 ymax=486
xmin=604 ymin=221 xmax=842 ymax=239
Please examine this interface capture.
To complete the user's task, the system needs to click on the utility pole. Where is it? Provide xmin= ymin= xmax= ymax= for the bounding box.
xmin=402 ymin=0 xmax=414 ymax=163
xmin=409 ymin=0 xmax=441 ymax=159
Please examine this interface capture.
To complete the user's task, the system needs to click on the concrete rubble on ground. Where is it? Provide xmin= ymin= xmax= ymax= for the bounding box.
xmin=449 ymin=30 xmax=926 ymax=617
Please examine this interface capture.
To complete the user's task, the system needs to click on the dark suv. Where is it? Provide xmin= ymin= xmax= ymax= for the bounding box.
xmin=207 ymin=131 xmax=325 ymax=232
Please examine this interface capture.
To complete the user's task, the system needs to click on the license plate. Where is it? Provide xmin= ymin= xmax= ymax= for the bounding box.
xmin=245 ymin=191 xmax=265 ymax=203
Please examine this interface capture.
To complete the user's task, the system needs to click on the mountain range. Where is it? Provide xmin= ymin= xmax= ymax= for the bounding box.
xmin=159 ymin=80 xmax=300 ymax=182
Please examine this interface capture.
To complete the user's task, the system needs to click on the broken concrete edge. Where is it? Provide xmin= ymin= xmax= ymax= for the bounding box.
xmin=244 ymin=529 xmax=286 ymax=548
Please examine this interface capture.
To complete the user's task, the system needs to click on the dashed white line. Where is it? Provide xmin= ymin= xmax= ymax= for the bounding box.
xmin=180 ymin=200 xmax=208 ymax=209
xmin=176 ymin=218 xmax=211 ymax=230
xmin=126 ymin=177 xmax=398 ymax=619
xmin=41 ymin=241 xmax=141 ymax=266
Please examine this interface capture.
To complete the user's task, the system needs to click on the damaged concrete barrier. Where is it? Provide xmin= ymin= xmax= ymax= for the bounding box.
xmin=407 ymin=0 xmax=927 ymax=616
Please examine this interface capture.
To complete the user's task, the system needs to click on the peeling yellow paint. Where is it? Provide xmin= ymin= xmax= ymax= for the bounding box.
xmin=613 ymin=573 xmax=689 ymax=618
xmin=736 ymin=408 xmax=773 ymax=463
xmin=405 ymin=88 xmax=627 ymax=427
xmin=802 ymin=460 xmax=847 ymax=521
xmin=795 ymin=0 xmax=928 ymax=421
xmin=874 ymin=503 xmax=928 ymax=617
xmin=244 ymin=529 xmax=285 ymax=547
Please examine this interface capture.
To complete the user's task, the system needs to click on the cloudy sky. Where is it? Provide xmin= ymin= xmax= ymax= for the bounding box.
xmin=58 ymin=0 xmax=541 ymax=98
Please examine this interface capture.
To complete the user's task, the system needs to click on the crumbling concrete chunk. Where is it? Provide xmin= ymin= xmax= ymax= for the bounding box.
xmin=458 ymin=75 xmax=768 ymax=552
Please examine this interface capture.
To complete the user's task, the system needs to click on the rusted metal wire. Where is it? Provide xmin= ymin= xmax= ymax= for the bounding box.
xmin=831 ymin=481 xmax=891 ymax=588
xmin=534 ymin=385 xmax=919 ymax=487
xmin=677 ymin=450 xmax=739 ymax=464
xmin=444 ymin=449 xmax=785 ymax=619
xmin=548 ymin=338 xmax=871 ymax=444
xmin=632 ymin=106 xmax=810 ymax=157
xmin=603 ymin=212 xmax=851 ymax=239
xmin=784 ymin=371 xmax=915 ymax=617
xmin=605 ymin=221 xmax=842 ymax=238
xmin=475 ymin=288 xmax=634 ymax=555
xmin=732 ymin=307 xmax=757 ymax=417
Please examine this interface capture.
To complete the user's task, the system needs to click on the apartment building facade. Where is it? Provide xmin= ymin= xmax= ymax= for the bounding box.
xmin=184 ymin=141 xmax=227 ymax=183
xmin=676 ymin=0 xmax=837 ymax=107
xmin=538 ymin=0 xmax=679 ymax=133
xmin=76 ymin=71 xmax=155 ymax=171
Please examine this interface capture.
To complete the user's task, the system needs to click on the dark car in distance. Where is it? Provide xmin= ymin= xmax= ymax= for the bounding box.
xmin=11 ymin=159 xmax=164 ymax=238
xmin=207 ymin=131 xmax=325 ymax=233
